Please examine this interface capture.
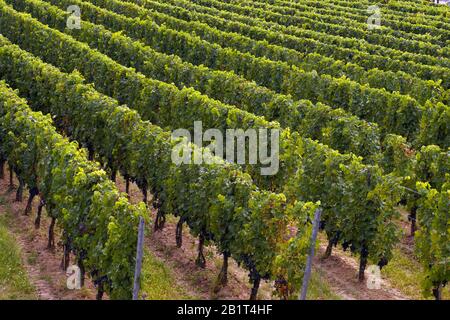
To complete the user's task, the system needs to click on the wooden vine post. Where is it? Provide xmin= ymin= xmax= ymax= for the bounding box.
xmin=132 ymin=216 xmax=145 ymax=300
xmin=299 ymin=208 xmax=322 ymax=300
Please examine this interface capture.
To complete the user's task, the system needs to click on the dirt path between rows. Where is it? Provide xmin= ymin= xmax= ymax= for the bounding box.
xmin=116 ymin=176 xmax=273 ymax=300
xmin=314 ymin=242 xmax=409 ymax=300
xmin=119 ymin=177 xmax=411 ymax=301
xmin=0 ymin=171 xmax=413 ymax=300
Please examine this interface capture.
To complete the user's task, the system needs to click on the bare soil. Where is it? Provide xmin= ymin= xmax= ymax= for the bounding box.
xmin=0 ymin=171 xmax=414 ymax=300
xmin=0 ymin=174 xmax=97 ymax=300
xmin=314 ymin=242 xmax=409 ymax=300
xmin=115 ymin=176 xmax=273 ymax=300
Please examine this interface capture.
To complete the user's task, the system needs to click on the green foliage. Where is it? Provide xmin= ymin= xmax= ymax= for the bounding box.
xmin=0 ymin=81 xmax=147 ymax=299
xmin=28 ymin=0 xmax=449 ymax=148
xmin=0 ymin=0 xmax=403 ymax=275
xmin=245 ymin=0 xmax=450 ymax=43
xmin=2 ymin=0 xmax=447 ymax=300
xmin=121 ymin=0 xmax=450 ymax=104
xmin=380 ymin=134 xmax=415 ymax=177
xmin=0 ymin=35 xmax=318 ymax=298
xmin=415 ymin=145 xmax=450 ymax=190
xmin=415 ymin=179 xmax=449 ymax=298
xmin=23 ymin=0 xmax=381 ymax=160
xmin=168 ymin=0 xmax=449 ymax=57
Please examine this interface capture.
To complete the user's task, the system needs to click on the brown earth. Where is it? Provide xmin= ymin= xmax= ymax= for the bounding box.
xmin=314 ymin=242 xmax=408 ymax=300
xmin=0 ymin=173 xmax=97 ymax=300
xmin=0 ymin=170 xmax=413 ymax=300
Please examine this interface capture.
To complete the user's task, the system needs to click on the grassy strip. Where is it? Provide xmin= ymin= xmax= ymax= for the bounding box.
xmin=140 ymin=248 xmax=197 ymax=300
xmin=382 ymin=248 xmax=449 ymax=300
xmin=307 ymin=270 xmax=341 ymax=300
xmin=0 ymin=196 xmax=37 ymax=300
